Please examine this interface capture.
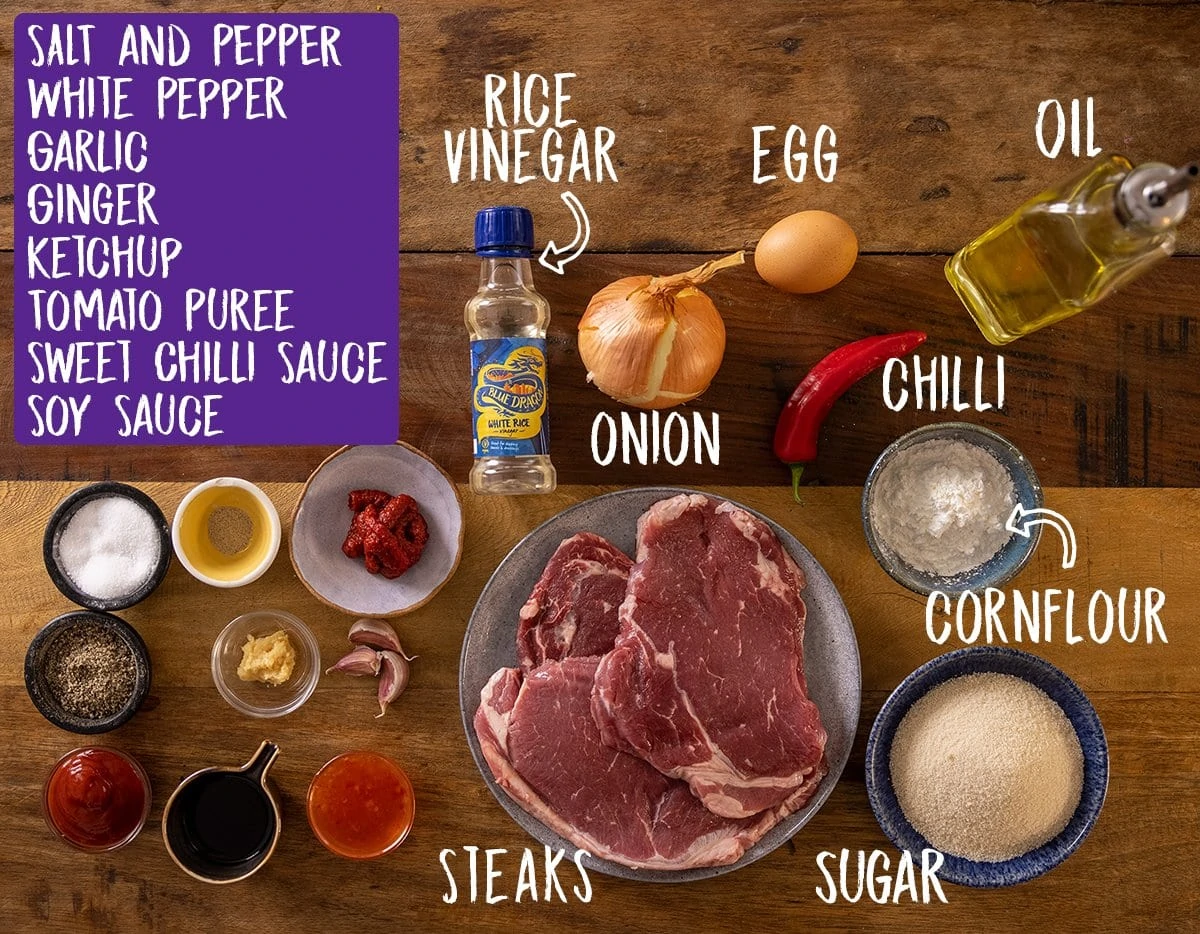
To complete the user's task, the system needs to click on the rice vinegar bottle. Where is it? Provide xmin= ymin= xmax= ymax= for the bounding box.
xmin=946 ymin=157 xmax=1197 ymax=344
xmin=465 ymin=206 xmax=557 ymax=495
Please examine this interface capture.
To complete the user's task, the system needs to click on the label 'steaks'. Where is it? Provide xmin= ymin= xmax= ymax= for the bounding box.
xmin=439 ymin=846 xmax=592 ymax=905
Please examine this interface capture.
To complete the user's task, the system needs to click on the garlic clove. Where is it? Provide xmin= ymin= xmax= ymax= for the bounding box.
xmin=348 ymin=617 xmax=403 ymax=654
xmin=325 ymin=645 xmax=382 ymax=677
xmin=375 ymin=649 xmax=411 ymax=718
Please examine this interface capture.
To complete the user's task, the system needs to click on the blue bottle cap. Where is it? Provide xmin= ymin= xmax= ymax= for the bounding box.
xmin=475 ymin=206 xmax=534 ymax=257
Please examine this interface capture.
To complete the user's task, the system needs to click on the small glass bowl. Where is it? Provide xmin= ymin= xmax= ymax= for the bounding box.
xmin=862 ymin=422 xmax=1044 ymax=595
xmin=44 ymin=746 xmax=152 ymax=852
xmin=211 ymin=610 xmax=320 ymax=718
xmin=307 ymin=751 xmax=415 ymax=859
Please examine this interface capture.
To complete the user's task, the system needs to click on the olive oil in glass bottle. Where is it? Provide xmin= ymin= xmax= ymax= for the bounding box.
xmin=947 ymin=156 xmax=1197 ymax=345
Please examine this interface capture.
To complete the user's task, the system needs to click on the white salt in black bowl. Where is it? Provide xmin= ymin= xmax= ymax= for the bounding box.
xmin=25 ymin=610 xmax=152 ymax=734
xmin=865 ymin=646 xmax=1108 ymax=887
xmin=862 ymin=423 xmax=1043 ymax=596
xmin=43 ymin=482 xmax=172 ymax=612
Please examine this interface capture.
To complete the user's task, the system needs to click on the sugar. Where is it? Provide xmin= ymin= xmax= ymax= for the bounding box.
xmin=889 ymin=672 xmax=1084 ymax=862
xmin=57 ymin=495 xmax=160 ymax=600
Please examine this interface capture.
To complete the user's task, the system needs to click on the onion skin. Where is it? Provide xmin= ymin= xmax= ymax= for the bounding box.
xmin=578 ymin=254 xmax=740 ymax=410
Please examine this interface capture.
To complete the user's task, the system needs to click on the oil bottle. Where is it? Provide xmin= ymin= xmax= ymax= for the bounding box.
xmin=466 ymin=206 xmax=557 ymax=495
xmin=946 ymin=156 xmax=1197 ymax=345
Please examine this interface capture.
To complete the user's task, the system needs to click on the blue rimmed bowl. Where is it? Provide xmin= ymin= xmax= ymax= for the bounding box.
xmin=865 ymin=646 xmax=1108 ymax=887
xmin=862 ymin=422 xmax=1043 ymax=596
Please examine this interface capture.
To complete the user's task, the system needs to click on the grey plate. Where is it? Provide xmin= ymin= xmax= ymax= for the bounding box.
xmin=459 ymin=487 xmax=861 ymax=883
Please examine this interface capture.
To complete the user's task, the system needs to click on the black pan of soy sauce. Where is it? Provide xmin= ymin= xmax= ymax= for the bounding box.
xmin=163 ymin=741 xmax=281 ymax=883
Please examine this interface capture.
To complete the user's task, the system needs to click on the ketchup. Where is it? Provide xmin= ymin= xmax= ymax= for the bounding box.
xmin=45 ymin=747 xmax=150 ymax=851
xmin=307 ymin=751 xmax=414 ymax=859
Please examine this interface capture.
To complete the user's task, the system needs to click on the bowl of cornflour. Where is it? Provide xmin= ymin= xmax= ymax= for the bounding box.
xmin=43 ymin=483 xmax=172 ymax=611
xmin=862 ymin=422 xmax=1043 ymax=595
xmin=865 ymin=646 xmax=1108 ymax=887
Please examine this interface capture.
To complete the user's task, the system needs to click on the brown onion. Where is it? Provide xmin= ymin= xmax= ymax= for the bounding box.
xmin=577 ymin=252 xmax=743 ymax=409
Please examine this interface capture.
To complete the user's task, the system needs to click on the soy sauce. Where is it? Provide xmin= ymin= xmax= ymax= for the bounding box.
xmin=163 ymin=742 xmax=281 ymax=884
xmin=179 ymin=773 xmax=273 ymax=864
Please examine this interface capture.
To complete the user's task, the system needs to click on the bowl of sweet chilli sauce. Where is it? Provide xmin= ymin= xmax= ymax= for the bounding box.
xmin=307 ymin=751 xmax=416 ymax=859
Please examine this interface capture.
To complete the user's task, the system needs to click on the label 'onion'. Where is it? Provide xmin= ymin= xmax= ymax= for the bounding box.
xmin=577 ymin=252 xmax=744 ymax=409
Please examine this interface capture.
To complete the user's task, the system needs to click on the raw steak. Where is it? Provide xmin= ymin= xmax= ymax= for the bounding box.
xmin=516 ymin=532 xmax=632 ymax=671
xmin=592 ymin=494 xmax=827 ymax=819
xmin=474 ymin=657 xmax=787 ymax=870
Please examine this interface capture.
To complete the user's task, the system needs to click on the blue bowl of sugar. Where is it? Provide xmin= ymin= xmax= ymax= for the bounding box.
xmin=44 ymin=482 xmax=172 ymax=612
xmin=865 ymin=646 xmax=1108 ymax=887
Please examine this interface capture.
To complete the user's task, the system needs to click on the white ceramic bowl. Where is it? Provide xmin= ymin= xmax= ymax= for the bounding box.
xmin=211 ymin=610 xmax=320 ymax=718
xmin=290 ymin=444 xmax=464 ymax=617
xmin=173 ymin=478 xmax=282 ymax=588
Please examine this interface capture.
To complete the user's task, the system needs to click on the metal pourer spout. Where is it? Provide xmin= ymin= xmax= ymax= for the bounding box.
xmin=1146 ymin=162 xmax=1199 ymax=208
xmin=1117 ymin=160 xmax=1196 ymax=230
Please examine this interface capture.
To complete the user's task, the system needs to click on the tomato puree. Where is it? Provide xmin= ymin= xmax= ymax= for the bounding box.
xmin=44 ymin=747 xmax=150 ymax=851
xmin=307 ymin=751 xmax=415 ymax=859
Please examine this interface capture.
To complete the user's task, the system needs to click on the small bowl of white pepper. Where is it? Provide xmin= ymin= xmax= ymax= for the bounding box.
xmin=25 ymin=610 xmax=152 ymax=734
xmin=172 ymin=477 xmax=282 ymax=589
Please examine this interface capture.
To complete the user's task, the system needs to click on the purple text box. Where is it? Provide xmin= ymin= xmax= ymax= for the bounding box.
xmin=14 ymin=14 xmax=399 ymax=444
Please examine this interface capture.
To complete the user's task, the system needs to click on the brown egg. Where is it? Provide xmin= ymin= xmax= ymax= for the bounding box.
xmin=754 ymin=210 xmax=859 ymax=294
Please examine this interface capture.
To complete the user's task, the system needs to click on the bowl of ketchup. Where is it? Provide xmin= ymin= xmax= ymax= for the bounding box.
xmin=44 ymin=747 xmax=151 ymax=852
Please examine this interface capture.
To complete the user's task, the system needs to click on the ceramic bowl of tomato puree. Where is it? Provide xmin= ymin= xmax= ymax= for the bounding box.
xmin=43 ymin=747 xmax=151 ymax=851
xmin=307 ymin=751 xmax=415 ymax=859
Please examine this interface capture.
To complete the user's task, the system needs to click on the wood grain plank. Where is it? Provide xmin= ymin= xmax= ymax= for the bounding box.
xmin=1 ymin=688 xmax=1195 ymax=934
xmin=1 ymin=482 xmax=1196 ymax=933
xmin=1 ymin=1 xmax=1198 ymax=253
xmin=4 ymin=483 xmax=1195 ymax=694
xmin=4 ymin=252 xmax=1200 ymax=488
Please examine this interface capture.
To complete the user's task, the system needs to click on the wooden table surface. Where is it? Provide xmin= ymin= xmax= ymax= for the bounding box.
xmin=3 ymin=1 xmax=1199 ymax=932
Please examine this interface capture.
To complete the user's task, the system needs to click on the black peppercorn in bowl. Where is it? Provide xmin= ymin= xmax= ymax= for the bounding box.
xmin=25 ymin=611 xmax=152 ymax=734
xmin=43 ymin=482 xmax=172 ymax=612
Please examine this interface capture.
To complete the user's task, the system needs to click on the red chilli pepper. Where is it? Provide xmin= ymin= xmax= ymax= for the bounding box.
xmin=774 ymin=331 xmax=927 ymax=501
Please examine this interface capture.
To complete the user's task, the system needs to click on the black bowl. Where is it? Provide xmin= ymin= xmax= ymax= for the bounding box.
xmin=43 ymin=482 xmax=171 ymax=611
xmin=25 ymin=610 xmax=152 ymax=734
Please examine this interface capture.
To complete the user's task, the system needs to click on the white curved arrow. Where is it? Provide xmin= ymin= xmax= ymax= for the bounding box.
xmin=538 ymin=191 xmax=590 ymax=275
xmin=1005 ymin=503 xmax=1077 ymax=569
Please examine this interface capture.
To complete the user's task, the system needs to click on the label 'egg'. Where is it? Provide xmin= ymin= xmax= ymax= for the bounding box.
xmin=754 ymin=210 xmax=859 ymax=294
